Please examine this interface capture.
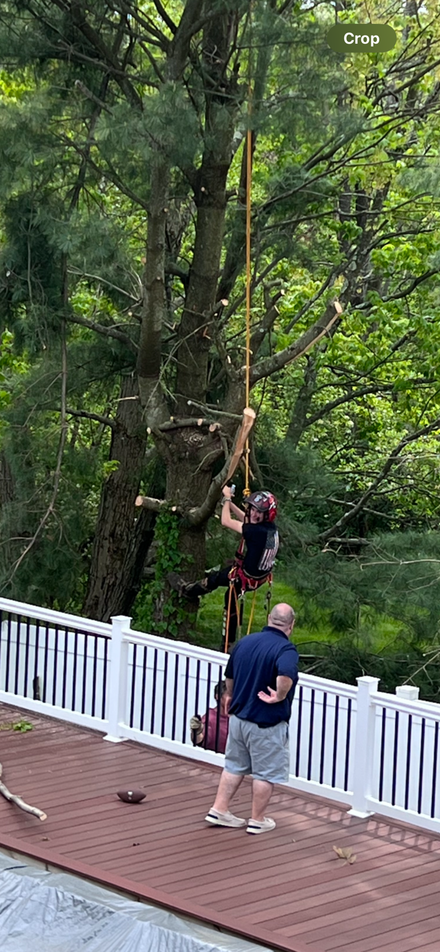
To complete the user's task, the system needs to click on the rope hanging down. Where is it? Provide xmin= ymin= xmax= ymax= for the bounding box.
xmin=244 ymin=66 xmax=253 ymax=496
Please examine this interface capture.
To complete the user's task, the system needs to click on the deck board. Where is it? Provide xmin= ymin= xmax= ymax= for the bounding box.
xmin=1 ymin=702 xmax=440 ymax=952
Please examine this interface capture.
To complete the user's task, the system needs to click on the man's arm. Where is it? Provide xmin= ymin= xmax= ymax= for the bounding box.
xmin=224 ymin=677 xmax=234 ymax=715
xmin=257 ymin=675 xmax=293 ymax=704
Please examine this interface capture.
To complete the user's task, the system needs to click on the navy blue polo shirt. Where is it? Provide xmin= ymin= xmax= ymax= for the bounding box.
xmin=225 ymin=626 xmax=299 ymax=727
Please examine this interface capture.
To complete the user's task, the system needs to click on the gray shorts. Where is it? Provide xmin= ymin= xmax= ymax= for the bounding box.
xmin=224 ymin=714 xmax=290 ymax=784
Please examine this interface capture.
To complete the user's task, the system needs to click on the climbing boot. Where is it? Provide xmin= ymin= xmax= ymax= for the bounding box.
xmin=167 ymin=573 xmax=208 ymax=599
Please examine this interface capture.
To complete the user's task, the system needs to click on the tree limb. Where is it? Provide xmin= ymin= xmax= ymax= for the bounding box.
xmin=320 ymin=415 xmax=440 ymax=543
xmin=66 ymin=408 xmax=117 ymax=430
xmin=67 ymin=314 xmax=138 ymax=353
xmin=0 ymin=763 xmax=47 ymax=822
xmin=151 ymin=0 xmax=177 ymax=35
xmin=249 ymin=301 xmax=343 ymax=385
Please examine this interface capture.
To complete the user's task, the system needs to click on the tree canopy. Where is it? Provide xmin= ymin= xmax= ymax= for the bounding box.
xmin=1 ymin=0 xmax=440 ymax=661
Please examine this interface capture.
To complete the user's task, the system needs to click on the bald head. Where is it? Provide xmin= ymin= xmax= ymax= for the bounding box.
xmin=268 ymin=603 xmax=295 ymax=634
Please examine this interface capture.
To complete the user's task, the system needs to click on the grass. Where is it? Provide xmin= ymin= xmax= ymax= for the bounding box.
xmin=195 ymin=571 xmax=336 ymax=651
xmin=194 ymin=569 xmax=406 ymax=657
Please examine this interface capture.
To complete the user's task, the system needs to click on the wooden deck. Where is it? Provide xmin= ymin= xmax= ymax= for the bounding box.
xmin=1 ymin=703 xmax=440 ymax=952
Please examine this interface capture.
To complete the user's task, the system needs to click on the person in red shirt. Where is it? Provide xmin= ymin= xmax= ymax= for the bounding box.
xmin=190 ymin=681 xmax=229 ymax=753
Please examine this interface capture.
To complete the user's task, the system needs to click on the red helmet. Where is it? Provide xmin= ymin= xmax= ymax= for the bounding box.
xmin=246 ymin=491 xmax=277 ymax=522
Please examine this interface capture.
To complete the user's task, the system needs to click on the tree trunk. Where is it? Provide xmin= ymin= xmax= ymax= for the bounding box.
xmin=285 ymin=356 xmax=318 ymax=448
xmin=152 ymin=422 xmax=224 ymax=636
xmin=82 ymin=375 xmax=150 ymax=621
xmin=0 ymin=452 xmax=14 ymax=508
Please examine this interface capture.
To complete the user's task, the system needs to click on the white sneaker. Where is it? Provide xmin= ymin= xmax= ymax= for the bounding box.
xmin=205 ymin=808 xmax=246 ymax=828
xmin=246 ymin=816 xmax=276 ymax=834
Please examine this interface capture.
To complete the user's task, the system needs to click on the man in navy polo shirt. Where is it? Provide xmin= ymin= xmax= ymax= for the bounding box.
xmin=205 ymin=603 xmax=298 ymax=834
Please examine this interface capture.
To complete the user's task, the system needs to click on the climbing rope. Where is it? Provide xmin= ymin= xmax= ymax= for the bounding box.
xmin=223 ymin=18 xmax=273 ymax=651
xmin=244 ymin=60 xmax=253 ymax=498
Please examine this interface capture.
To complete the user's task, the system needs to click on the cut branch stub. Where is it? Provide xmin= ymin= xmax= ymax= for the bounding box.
xmin=135 ymin=495 xmax=177 ymax=512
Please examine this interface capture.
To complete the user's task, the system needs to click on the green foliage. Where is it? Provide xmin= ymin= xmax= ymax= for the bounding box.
xmin=132 ymin=507 xmax=190 ymax=639
xmin=2 ymin=0 xmax=440 ymax=661
xmin=0 ymin=718 xmax=33 ymax=732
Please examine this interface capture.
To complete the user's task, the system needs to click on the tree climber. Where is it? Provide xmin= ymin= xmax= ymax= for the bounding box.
xmin=168 ymin=488 xmax=279 ymax=651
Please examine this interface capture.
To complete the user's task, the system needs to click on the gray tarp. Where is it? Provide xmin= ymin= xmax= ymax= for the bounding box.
xmin=0 ymin=852 xmax=273 ymax=952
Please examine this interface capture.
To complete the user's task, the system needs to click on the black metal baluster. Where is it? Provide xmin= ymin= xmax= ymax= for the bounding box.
xmin=150 ymin=648 xmax=158 ymax=734
xmin=140 ymin=645 xmax=147 ymax=732
xmin=23 ymin=618 xmax=31 ymax=697
xmin=295 ymin=685 xmax=303 ymax=777
xmin=171 ymin=654 xmax=179 ymax=741
xmin=130 ymin=644 xmax=137 ymax=728
xmin=430 ymin=722 xmax=438 ymax=818
xmin=344 ymin=698 xmax=352 ymax=792
xmin=203 ymin=664 xmax=212 ymax=749
xmin=81 ymin=633 xmax=88 ymax=714
xmin=391 ymin=711 xmax=399 ymax=806
xmin=52 ymin=626 xmax=59 ymax=706
xmin=91 ymin=634 xmax=99 ymax=718
xmin=14 ymin=614 xmax=22 ymax=695
xmin=5 ymin=613 xmax=12 ymax=692
xmin=307 ymin=689 xmax=315 ymax=781
xmin=418 ymin=717 xmax=425 ymax=815
xmin=161 ymin=651 xmax=168 ymax=737
xmin=33 ymin=621 xmax=40 ymax=699
xmin=42 ymin=622 xmax=49 ymax=702
xmin=319 ymin=693 xmax=327 ymax=785
xmin=72 ymin=630 xmax=79 ymax=711
xmin=378 ymin=707 xmax=386 ymax=802
xmin=61 ymin=629 xmax=68 ymax=709
xmin=404 ymin=715 xmax=412 ymax=811
xmin=102 ymin=637 xmax=108 ymax=719
xmin=331 ymin=695 xmax=340 ymax=788
xmin=182 ymin=656 xmax=190 ymax=744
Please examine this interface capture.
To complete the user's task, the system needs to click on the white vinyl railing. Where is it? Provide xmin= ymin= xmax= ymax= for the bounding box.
xmin=1 ymin=596 xmax=440 ymax=832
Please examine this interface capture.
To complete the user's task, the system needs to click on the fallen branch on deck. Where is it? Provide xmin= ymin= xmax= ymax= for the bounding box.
xmin=0 ymin=763 xmax=47 ymax=821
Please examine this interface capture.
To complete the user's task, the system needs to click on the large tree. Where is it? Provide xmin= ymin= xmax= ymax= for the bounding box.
xmin=1 ymin=0 xmax=440 ymax=627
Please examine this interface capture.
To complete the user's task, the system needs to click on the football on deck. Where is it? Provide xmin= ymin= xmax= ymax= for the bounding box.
xmin=117 ymin=789 xmax=146 ymax=803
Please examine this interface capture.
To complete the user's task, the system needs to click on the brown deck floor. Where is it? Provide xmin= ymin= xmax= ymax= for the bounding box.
xmin=1 ymin=703 xmax=440 ymax=952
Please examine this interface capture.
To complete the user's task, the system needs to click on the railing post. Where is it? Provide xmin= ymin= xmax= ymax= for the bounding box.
xmin=348 ymin=675 xmax=379 ymax=818
xmin=396 ymin=685 xmax=419 ymax=701
xmin=103 ymin=615 xmax=131 ymax=743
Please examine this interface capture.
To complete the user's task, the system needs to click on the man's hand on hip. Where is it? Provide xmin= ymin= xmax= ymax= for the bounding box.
xmin=258 ymin=676 xmax=293 ymax=704
xmin=258 ymin=687 xmax=279 ymax=704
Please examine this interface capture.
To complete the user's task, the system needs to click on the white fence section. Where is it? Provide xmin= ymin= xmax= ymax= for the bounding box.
xmin=1 ymin=596 xmax=440 ymax=833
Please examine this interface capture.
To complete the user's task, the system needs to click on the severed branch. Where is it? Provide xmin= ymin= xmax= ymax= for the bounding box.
xmin=224 ymin=407 xmax=256 ymax=485
xmin=153 ymin=417 xmax=221 ymax=432
xmin=0 ymin=764 xmax=47 ymax=821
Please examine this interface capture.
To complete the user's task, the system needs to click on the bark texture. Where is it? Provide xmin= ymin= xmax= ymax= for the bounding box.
xmin=83 ymin=375 xmax=151 ymax=621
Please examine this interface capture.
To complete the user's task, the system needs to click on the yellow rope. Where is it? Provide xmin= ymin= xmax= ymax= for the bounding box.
xmin=246 ymin=588 xmax=257 ymax=635
xmin=244 ymin=33 xmax=253 ymax=498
